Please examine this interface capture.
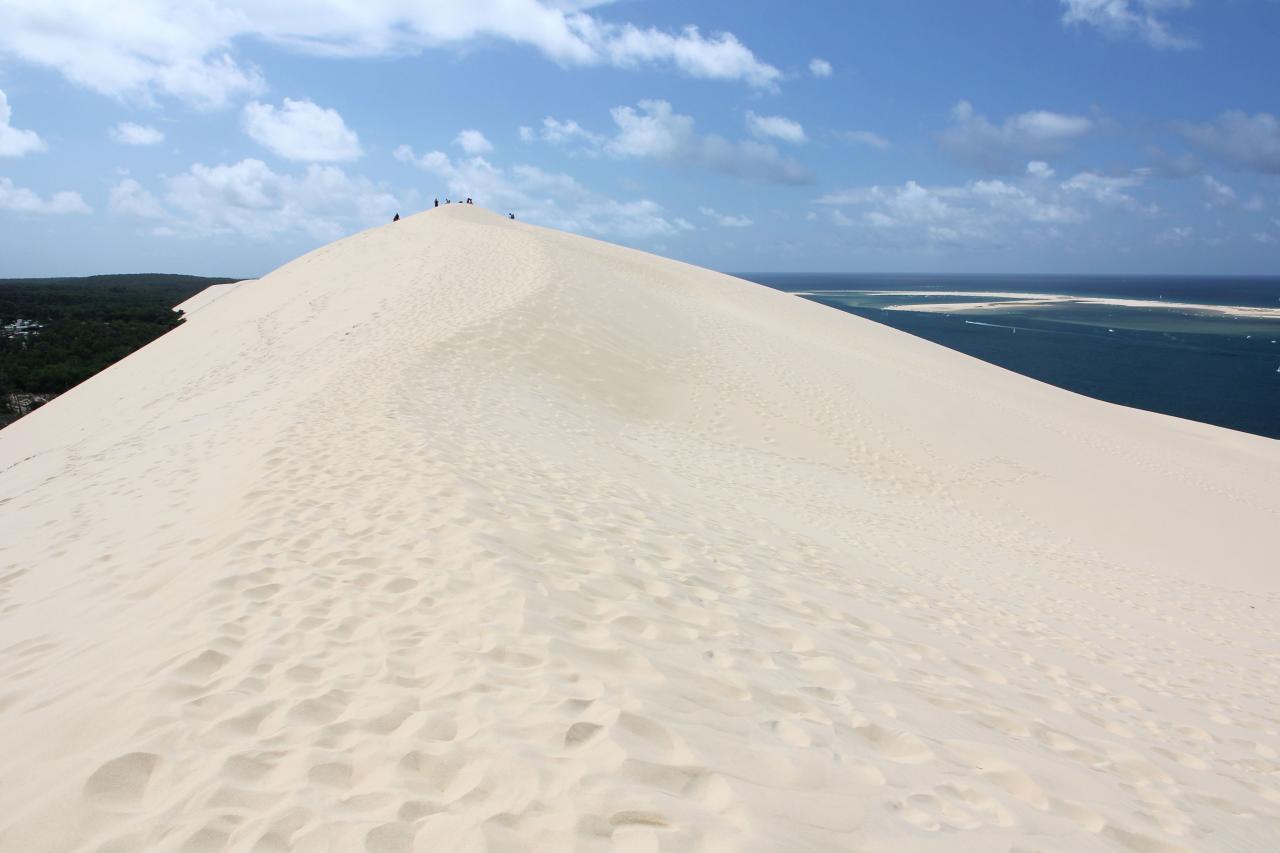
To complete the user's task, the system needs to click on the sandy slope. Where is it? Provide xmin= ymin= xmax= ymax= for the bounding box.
xmin=173 ymin=282 xmax=251 ymax=318
xmin=1 ymin=205 xmax=1277 ymax=853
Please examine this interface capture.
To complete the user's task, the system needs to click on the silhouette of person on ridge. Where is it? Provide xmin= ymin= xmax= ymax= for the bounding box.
xmin=434 ymin=198 xmax=439 ymax=208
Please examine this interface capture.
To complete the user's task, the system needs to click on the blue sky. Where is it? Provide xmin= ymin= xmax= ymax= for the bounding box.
xmin=1 ymin=0 xmax=1278 ymax=278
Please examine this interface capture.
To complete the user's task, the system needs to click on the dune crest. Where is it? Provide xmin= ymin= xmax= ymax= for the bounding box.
xmin=2 ymin=204 xmax=1277 ymax=851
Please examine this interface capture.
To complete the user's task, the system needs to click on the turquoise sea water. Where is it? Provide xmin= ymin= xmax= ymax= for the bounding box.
xmin=736 ymin=274 xmax=1280 ymax=440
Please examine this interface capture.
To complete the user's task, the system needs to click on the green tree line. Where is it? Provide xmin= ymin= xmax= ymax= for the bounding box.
xmin=0 ymin=274 xmax=237 ymax=426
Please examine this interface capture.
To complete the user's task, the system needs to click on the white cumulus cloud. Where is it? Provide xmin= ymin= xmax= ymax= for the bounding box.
xmin=607 ymin=100 xmax=811 ymax=184
xmin=109 ymin=122 xmax=165 ymax=146
xmin=0 ymin=14 xmax=265 ymax=108
xmin=527 ymin=101 xmax=811 ymax=184
xmin=0 ymin=176 xmax=90 ymax=213
xmin=0 ymin=2 xmax=779 ymax=108
xmin=699 ymin=206 xmax=753 ymax=227
xmin=109 ymin=177 xmax=167 ymax=218
xmin=242 ymin=98 xmax=362 ymax=162
xmin=520 ymin=117 xmax=604 ymax=148
xmin=163 ymin=158 xmax=400 ymax=240
xmin=941 ymin=100 xmax=1093 ymax=173
xmin=1060 ymin=0 xmax=1196 ymax=50
xmin=809 ymin=58 xmax=832 ymax=78
xmin=1060 ymin=170 xmax=1156 ymax=213
xmin=0 ymin=89 xmax=45 ymax=157
xmin=599 ymin=23 xmax=780 ymax=88
xmin=815 ymin=172 xmax=1109 ymax=246
xmin=455 ymin=129 xmax=493 ymax=155
xmin=745 ymin=111 xmax=807 ymax=144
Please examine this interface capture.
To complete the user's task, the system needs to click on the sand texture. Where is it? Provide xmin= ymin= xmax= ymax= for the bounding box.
xmin=1 ymin=205 xmax=1278 ymax=852
xmin=173 ymin=282 xmax=251 ymax=318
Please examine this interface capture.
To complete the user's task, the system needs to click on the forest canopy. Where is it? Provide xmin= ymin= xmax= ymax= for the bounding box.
xmin=0 ymin=274 xmax=237 ymax=426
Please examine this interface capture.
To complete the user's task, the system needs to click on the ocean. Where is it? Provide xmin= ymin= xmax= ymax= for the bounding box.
xmin=737 ymin=274 xmax=1280 ymax=440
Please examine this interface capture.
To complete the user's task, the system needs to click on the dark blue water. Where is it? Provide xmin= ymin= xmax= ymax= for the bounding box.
xmin=736 ymin=273 xmax=1280 ymax=440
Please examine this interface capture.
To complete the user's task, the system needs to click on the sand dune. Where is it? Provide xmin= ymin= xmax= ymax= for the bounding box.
xmin=173 ymin=282 xmax=251 ymax=318
xmin=1 ymin=204 xmax=1277 ymax=852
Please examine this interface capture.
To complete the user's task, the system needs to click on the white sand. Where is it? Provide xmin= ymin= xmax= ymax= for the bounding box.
xmin=815 ymin=290 xmax=1280 ymax=319
xmin=1 ymin=204 xmax=1278 ymax=852
xmin=173 ymin=281 xmax=251 ymax=318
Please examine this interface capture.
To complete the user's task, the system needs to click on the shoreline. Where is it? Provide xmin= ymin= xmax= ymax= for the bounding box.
xmin=794 ymin=289 xmax=1280 ymax=319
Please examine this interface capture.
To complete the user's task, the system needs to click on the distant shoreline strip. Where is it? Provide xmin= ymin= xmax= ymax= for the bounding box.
xmin=793 ymin=290 xmax=1280 ymax=320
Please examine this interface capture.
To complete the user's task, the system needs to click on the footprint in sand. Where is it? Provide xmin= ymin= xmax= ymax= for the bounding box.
xmin=84 ymin=752 xmax=162 ymax=809
xmin=854 ymin=723 xmax=933 ymax=763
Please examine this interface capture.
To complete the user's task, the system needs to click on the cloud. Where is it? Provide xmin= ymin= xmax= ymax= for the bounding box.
xmin=520 ymin=117 xmax=604 ymax=148
xmin=699 ymin=206 xmax=753 ymax=227
xmin=832 ymin=182 xmax=951 ymax=223
xmin=941 ymin=100 xmax=1093 ymax=173
xmin=970 ymin=178 xmax=1089 ymax=222
xmin=816 ymin=175 xmax=1092 ymax=245
xmin=0 ymin=2 xmax=778 ymax=108
xmin=606 ymin=100 xmax=694 ymax=159
xmin=607 ymin=100 xmax=812 ymax=184
xmin=0 ymin=16 xmax=265 ymax=108
xmin=809 ymin=58 xmax=832 ymax=78
xmin=1060 ymin=170 xmax=1156 ymax=212
xmin=394 ymin=143 xmax=693 ymax=241
xmin=1179 ymin=111 xmax=1280 ymax=174
xmin=1200 ymin=175 xmax=1237 ymax=208
xmin=109 ymin=122 xmax=165 ymax=146
xmin=109 ymin=177 xmax=167 ymax=218
xmin=242 ymin=98 xmax=362 ymax=162
xmin=455 ymin=129 xmax=493 ymax=155
xmin=0 ymin=89 xmax=45 ymax=157
xmin=1157 ymin=225 xmax=1193 ymax=243
xmin=1060 ymin=0 xmax=1196 ymax=50
xmin=1144 ymin=145 xmax=1202 ymax=178
xmin=597 ymin=23 xmax=780 ymax=88
xmin=0 ymin=176 xmax=90 ymax=214
xmin=525 ymin=101 xmax=811 ymax=184
xmin=1190 ymin=175 xmax=1262 ymax=212
xmin=837 ymin=130 xmax=890 ymax=150
xmin=745 ymin=111 xmax=806 ymax=144
xmin=163 ymin=158 xmax=400 ymax=240
xmin=1026 ymin=160 xmax=1055 ymax=178
xmin=827 ymin=208 xmax=856 ymax=227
